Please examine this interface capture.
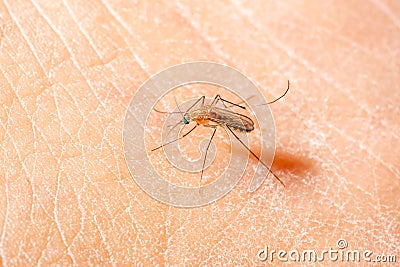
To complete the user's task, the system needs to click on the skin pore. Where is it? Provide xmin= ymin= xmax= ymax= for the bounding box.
xmin=1 ymin=0 xmax=399 ymax=265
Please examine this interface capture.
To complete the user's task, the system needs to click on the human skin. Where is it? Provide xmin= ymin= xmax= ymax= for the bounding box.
xmin=1 ymin=0 xmax=399 ymax=266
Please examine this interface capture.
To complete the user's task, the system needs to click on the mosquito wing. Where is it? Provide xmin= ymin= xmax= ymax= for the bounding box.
xmin=211 ymin=107 xmax=254 ymax=132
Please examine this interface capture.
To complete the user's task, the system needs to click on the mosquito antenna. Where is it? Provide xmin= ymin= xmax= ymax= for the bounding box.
xmin=160 ymin=95 xmax=186 ymax=136
xmin=152 ymin=96 xmax=205 ymax=152
xmin=151 ymin=125 xmax=197 ymax=151
xmin=173 ymin=95 xmax=185 ymax=120
xmin=153 ymin=94 xmax=186 ymax=115
xmin=226 ymin=126 xmax=285 ymax=187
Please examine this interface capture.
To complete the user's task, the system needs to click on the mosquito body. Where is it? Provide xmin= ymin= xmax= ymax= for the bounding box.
xmin=152 ymin=81 xmax=290 ymax=189
xmin=184 ymin=102 xmax=254 ymax=133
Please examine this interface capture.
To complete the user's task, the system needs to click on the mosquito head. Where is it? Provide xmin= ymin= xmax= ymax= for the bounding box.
xmin=183 ymin=113 xmax=190 ymax=124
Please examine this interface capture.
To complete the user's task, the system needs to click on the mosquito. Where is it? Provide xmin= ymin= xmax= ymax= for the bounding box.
xmin=151 ymin=81 xmax=290 ymax=188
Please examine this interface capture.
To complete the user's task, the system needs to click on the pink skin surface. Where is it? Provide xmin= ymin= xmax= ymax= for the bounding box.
xmin=1 ymin=0 xmax=399 ymax=265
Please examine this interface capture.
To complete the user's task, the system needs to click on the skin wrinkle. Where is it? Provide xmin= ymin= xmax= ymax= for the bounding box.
xmin=62 ymin=0 xmax=156 ymax=185
xmin=175 ymin=1 xmax=231 ymax=61
xmin=49 ymin=0 xmax=108 ymax=111
xmin=102 ymin=0 xmax=217 ymax=70
xmin=1 ymin=76 xmax=40 ymax=222
xmin=59 ymin=0 xmax=124 ymax=98
xmin=51 ymin=85 xmax=79 ymax=262
xmin=3 ymin=56 xmax=64 ymax=178
xmin=236 ymin=0 xmax=398 ymax=103
xmin=1 ymin=28 xmax=41 ymax=180
xmin=62 ymin=180 xmax=83 ymax=265
xmin=50 ymin=124 xmax=77 ymax=263
xmin=3 ymin=1 xmax=108 ymax=261
xmin=290 ymin=13 xmax=395 ymax=72
xmin=92 ymin=214 xmax=115 ymax=266
xmin=315 ymin=10 xmax=398 ymax=116
xmin=0 ymin=85 xmax=13 ymax=260
xmin=2 ymin=1 xmax=49 ymax=78
xmin=0 ymin=171 xmax=9 ymax=265
xmin=32 ymin=0 xmax=141 ymax=243
xmin=54 ymin=3 xmax=158 ymax=227
xmin=100 ymin=0 xmax=151 ymax=72
xmin=2 ymin=0 xmax=124 ymax=264
xmin=98 ymin=0 xmax=151 ymax=70
xmin=63 ymin=0 xmax=171 ymax=261
xmin=28 ymin=0 xmax=128 ymax=127
xmin=368 ymin=0 xmax=400 ymax=29
xmin=1 ymin=0 xmax=399 ymax=266
xmin=2 ymin=5 xmax=78 ymax=181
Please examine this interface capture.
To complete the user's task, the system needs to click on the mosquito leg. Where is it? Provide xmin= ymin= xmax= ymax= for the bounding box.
xmin=259 ymin=80 xmax=290 ymax=105
xmin=211 ymin=94 xmax=247 ymax=109
xmin=173 ymin=95 xmax=184 ymax=118
xmin=220 ymin=97 xmax=247 ymax=109
xmin=151 ymin=125 xmax=197 ymax=151
xmin=199 ymin=127 xmax=217 ymax=190
xmin=225 ymin=95 xmax=255 ymax=108
xmin=226 ymin=126 xmax=285 ymax=187
xmin=184 ymin=96 xmax=205 ymax=114
xmin=209 ymin=94 xmax=221 ymax=108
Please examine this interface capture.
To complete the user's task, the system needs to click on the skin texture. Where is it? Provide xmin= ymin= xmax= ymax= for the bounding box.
xmin=0 ymin=0 xmax=399 ymax=266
